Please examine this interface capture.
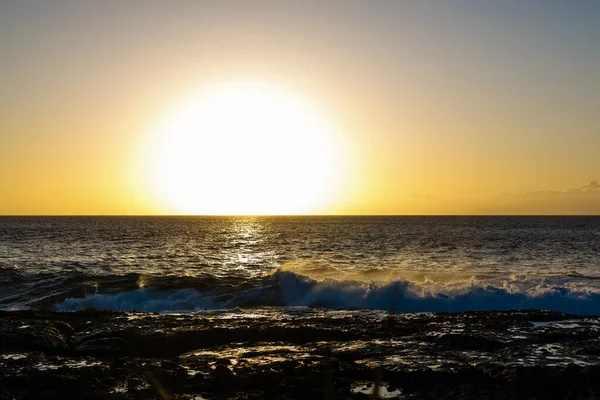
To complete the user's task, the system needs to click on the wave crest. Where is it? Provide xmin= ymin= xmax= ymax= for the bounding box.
xmin=54 ymin=269 xmax=600 ymax=315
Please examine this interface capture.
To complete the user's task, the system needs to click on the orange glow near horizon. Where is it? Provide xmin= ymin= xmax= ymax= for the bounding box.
xmin=1 ymin=2 xmax=599 ymax=215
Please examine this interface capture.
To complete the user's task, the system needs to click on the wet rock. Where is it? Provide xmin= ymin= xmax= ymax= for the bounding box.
xmin=147 ymin=366 xmax=188 ymax=394
xmin=0 ymin=309 xmax=600 ymax=399
xmin=0 ymin=320 xmax=68 ymax=354
xmin=211 ymin=364 xmax=235 ymax=388
xmin=436 ymin=333 xmax=504 ymax=352
xmin=188 ymin=371 xmax=205 ymax=389
xmin=53 ymin=321 xmax=76 ymax=340
xmin=74 ymin=336 xmax=128 ymax=356
xmin=160 ymin=360 xmax=180 ymax=370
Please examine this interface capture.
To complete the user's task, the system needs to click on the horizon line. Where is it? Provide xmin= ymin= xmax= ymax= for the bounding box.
xmin=1 ymin=214 xmax=600 ymax=217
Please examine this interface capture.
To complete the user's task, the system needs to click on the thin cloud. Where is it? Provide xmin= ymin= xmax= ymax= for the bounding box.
xmin=582 ymin=180 xmax=600 ymax=191
xmin=492 ymin=180 xmax=600 ymax=215
xmin=500 ymin=180 xmax=600 ymax=197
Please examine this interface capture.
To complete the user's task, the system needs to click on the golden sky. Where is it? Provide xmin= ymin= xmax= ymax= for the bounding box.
xmin=1 ymin=1 xmax=599 ymax=215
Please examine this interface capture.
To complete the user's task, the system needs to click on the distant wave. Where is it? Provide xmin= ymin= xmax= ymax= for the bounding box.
xmin=53 ymin=269 xmax=600 ymax=315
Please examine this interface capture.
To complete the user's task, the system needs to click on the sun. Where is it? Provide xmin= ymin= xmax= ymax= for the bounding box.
xmin=142 ymin=82 xmax=344 ymax=215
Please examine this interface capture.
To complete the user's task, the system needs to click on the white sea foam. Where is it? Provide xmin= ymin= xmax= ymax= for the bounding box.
xmin=54 ymin=269 xmax=600 ymax=315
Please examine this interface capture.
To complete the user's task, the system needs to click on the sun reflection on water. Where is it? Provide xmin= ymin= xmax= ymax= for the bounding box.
xmin=218 ymin=217 xmax=277 ymax=277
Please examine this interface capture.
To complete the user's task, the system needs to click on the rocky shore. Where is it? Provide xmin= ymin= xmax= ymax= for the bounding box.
xmin=1 ymin=308 xmax=600 ymax=399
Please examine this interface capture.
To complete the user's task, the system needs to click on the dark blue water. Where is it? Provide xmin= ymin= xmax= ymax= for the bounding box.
xmin=1 ymin=216 xmax=599 ymax=314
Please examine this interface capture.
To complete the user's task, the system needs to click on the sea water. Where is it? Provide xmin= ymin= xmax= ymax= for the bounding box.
xmin=0 ymin=216 xmax=599 ymax=314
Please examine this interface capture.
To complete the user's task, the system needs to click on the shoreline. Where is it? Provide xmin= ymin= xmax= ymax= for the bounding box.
xmin=1 ymin=308 xmax=600 ymax=399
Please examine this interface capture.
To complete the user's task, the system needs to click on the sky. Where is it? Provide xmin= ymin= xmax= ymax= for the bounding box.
xmin=1 ymin=0 xmax=599 ymax=215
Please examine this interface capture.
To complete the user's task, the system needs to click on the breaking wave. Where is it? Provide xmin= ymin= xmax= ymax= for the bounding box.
xmin=53 ymin=269 xmax=600 ymax=315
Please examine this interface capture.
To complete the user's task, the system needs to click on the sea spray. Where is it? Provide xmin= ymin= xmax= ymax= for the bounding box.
xmin=55 ymin=268 xmax=600 ymax=314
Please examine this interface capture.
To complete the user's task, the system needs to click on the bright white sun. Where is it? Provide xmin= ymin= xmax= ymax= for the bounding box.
xmin=143 ymin=83 xmax=343 ymax=215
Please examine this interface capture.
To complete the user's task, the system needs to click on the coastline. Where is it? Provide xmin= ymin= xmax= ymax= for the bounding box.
xmin=1 ymin=308 xmax=600 ymax=399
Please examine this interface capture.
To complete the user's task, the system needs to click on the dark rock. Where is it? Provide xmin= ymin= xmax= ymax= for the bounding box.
xmin=160 ymin=360 xmax=180 ymax=370
xmin=188 ymin=371 xmax=205 ymax=389
xmin=0 ymin=320 xmax=68 ymax=353
xmin=211 ymin=364 xmax=235 ymax=388
xmin=75 ymin=336 xmax=127 ymax=356
xmin=436 ymin=333 xmax=504 ymax=351
xmin=0 ymin=309 xmax=599 ymax=399
xmin=53 ymin=321 xmax=76 ymax=340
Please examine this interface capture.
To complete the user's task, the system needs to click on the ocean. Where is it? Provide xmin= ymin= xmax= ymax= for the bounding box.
xmin=1 ymin=216 xmax=599 ymax=314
